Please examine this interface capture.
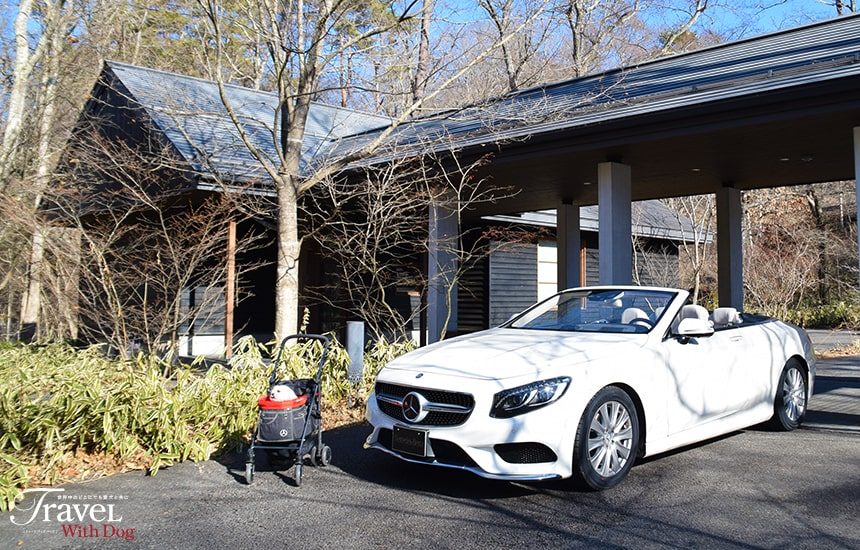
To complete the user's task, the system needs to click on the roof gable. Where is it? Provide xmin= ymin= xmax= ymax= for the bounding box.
xmin=103 ymin=61 xmax=390 ymax=182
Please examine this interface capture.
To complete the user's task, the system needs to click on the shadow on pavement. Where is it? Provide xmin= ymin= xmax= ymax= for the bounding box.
xmin=216 ymin=421 xmax=759 ymax=499
xmin=216 ymin=422 xmax=552 ymax=498
xmin=806 ymin=358 xmax=860 ymax=431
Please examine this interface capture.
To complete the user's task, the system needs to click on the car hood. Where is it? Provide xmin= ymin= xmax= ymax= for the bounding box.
xmin=384 ymin=328 xmax=646 ymax=381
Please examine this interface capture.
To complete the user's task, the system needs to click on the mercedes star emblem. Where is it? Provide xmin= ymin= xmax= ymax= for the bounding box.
xmin=401 ymin=392 xmax=429 ymax=423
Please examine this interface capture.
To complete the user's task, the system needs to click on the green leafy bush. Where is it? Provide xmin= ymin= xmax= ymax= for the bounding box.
xmin=0 ymin=335 xmax=412 ymax=511
xmin=782 ymin=301 xmax=860 ymax=329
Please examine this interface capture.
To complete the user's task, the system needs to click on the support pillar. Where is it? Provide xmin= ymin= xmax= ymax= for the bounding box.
xmin=598 ymin=162 xmax=632 ymax=285
xmin=557 ymin=201 xmax=581 ymax=291
xmin=855 ymin=127 xmax=860 ymax=287
xmin=427 ymin=202 xmax=458 ymax=344
xmin=717 ymin=186 xmax=743 ymax=310
xmin=225 ymin=220 xmax=236 ymax=358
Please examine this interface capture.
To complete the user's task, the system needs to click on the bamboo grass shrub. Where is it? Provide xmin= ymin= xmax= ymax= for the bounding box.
xmin=0 ymin=335 xmax=412 ymax=510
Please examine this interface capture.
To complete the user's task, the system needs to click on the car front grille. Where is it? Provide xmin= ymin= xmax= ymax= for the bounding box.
xmin=493 ymin=442 xmax=557 ymax=464
xmin=375 ymin=382 xmax=474 ymax=426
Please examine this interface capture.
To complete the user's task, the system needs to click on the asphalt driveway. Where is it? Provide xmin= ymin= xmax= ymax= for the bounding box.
xmin=2 ymin=426 xmax=857 ymax=549
xmin=2 ymin=355 xmax=858 ymax=549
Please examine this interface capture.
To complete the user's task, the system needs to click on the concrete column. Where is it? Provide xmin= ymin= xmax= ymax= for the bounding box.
xmin=557 ymin=201 xmax=581 ymax=291
xmin=855 ymin=127 xmax=860 ymax=287
xmin=346 ymin=321 xmax=364 ymax=383
xmin=598 ymin=162 xmax=632 ymax=285
xmin=427 ymin=201 xmax=458 ymax=344
xmin=717 ymin=185 xmax=744 ymax=310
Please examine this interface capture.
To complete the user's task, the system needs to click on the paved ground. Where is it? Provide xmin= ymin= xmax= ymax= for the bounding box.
xmin=1 ymin=426 xmax=856 ymax=549
xmin=806 ymin=330 xmax=860 ymax=352
xmin=2 ymin=338 xmax=858 ymax=549
xmin=806 ymin=355 xmax=860 ymax=433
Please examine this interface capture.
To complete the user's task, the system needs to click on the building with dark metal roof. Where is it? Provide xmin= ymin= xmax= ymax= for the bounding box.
xmin=63 ymin=12 xmax=860 ymax=348
xmin=101 ymin=61 xmax=390 ymax=184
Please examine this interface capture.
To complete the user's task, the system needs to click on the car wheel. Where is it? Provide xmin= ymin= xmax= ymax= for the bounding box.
xmin=572 ymin=386 xmax=640 ymax=491
xmin=770 ymin=359 xmax=807 ymax=431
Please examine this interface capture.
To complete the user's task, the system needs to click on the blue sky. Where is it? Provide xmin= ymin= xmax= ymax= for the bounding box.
xmin=0 ymin=0 xmax=850 ymax=53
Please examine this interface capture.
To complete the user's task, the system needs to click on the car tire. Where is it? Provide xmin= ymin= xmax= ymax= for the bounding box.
xmin=572 ymin=386 xmax=640 ymax=491
xmin=770 ymin=359 xmax=807 ymax=431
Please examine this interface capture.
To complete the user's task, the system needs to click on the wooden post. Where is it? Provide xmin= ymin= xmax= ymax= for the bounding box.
xmin=579 ymin=240 xmax=587 ymax=286
xmin=225 ymin=220 xmax=236 ymax=358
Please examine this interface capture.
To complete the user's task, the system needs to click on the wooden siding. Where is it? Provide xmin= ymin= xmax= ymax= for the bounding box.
xmin=634 ymin=241 xmax=680 ymax=287
xmin=488 ymin=242 xmax=538 ymax=327
xmin=457 ymin=256 xmax=488 ymax=332
xmin=585 ymin=247 xmax=600 ymax=285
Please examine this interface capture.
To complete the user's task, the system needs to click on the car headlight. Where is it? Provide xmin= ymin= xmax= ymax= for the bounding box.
xmin=490 ymin=377 xmax=571 ymax=418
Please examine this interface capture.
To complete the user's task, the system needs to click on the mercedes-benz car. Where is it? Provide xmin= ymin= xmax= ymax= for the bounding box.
xmin=364 ymin=286 xmax=815 ymax=490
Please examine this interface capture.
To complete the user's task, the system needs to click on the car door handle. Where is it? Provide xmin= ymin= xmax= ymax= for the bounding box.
xmin=730 ymin=335 xmax=743 ymax=342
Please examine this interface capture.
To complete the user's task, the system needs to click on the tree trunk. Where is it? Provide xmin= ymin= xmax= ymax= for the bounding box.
xmin=18 ymin=5 xmax=63 ymax=341
xmin=0 ymin=0 xmax=35 ymax=187
xmin=567 ymin=1 xmax=587 ymax=77
xmin=412 ymin=0 xmax=434 ymax=104
xmin=805 ymin=189 xmax=828 ymax=302
xmin=275 ymin=179 xmax=301 ymax=339
xmin=339 ymin=34 xmax=349 ymax=107
xmin=19 ymin=228 xmax=44 ymax=341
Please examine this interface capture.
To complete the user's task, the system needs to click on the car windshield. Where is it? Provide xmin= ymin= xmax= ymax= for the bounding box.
xmin=507 ymin=289 xmax=676 ymax=334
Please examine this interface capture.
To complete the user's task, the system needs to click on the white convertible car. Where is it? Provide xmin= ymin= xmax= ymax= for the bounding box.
xmin=365 ymin=286 xmax=815 ymax=490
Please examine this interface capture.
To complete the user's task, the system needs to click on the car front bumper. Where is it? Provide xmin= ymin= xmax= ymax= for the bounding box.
xmin=364 ymin=377 xmax=580 ymax=481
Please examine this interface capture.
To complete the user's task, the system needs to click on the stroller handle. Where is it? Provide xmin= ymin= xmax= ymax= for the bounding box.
xmin=270 ymin=333 xmax=332 ymax=386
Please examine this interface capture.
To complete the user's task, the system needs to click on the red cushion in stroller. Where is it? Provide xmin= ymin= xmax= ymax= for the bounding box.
xmin=258 ymin=394 xmax=308 ymax=410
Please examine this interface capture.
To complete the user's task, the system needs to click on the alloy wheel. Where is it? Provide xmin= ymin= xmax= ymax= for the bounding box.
xmin=587 ymin=400 xmax=634 ymax=477
xmin=783 ymin=367 xmax=806 ymax=422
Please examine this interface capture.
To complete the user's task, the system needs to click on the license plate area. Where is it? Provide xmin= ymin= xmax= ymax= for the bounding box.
xmin=392 ymin=425 xmax=428 ymax=457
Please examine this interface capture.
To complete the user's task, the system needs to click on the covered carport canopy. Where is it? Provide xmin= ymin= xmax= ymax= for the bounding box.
xmin=330 ymin=14 xmax=860 ymax=341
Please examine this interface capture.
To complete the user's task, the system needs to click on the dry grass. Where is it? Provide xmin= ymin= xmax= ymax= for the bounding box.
xmin=817 ymin=340 xmax=860 ymax=358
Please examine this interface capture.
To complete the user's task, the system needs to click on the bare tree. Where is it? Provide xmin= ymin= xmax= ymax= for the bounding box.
xmin=743 ymin=182 xmax=859 ymax=314
xmin=303 ymin=132 xmax=517 ymax=342
xmin=656 ymin=0 xmax=712 ymax=56
xmin=559 ymin=0 xmax=641 ymax=77
xmin=834 ymin=1 xmax=857 ymax=15
xmin=37 ymin=126 xmax=267 ymax=357
xmin=0 ymin=0 xmax=77 ymax=189
xmin=662 ymin=195 xmax=714 ymax=304
xmin=412 ymin=0 xmax=435 ymax=103
xmin=195 ymin=0 xmax=549 ymax=339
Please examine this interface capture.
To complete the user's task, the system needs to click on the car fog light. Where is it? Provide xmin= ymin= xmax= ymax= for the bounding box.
xmin=490 ymin=377 xmax=571 ymax=418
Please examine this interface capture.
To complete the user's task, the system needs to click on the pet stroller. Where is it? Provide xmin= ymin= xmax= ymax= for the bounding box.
xmin=244 ymin=334 xmax=332 ymax=487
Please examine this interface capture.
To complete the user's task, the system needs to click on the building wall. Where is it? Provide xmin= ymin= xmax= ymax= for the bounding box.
xmin=488 ymin=242 xmax=538 ymax=327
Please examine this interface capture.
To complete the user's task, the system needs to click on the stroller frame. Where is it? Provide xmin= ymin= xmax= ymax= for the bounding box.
xmin=244 ymin=333 xmax=332 ymax=486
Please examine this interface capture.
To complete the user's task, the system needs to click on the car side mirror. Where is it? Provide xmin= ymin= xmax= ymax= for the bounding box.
xmin=675 ymin=318 xmax=714 ymax=338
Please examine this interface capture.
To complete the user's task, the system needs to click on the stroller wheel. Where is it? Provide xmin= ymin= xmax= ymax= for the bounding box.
xmin=294 ymin=463 xmax=303 ymax=487
xmin=308 ymin=446 xmax=318 ymax=467
xmin=244 ymin=463 xmax=254 ymax=485
xmin=319 ymin=445 xmax=332 ymax=467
